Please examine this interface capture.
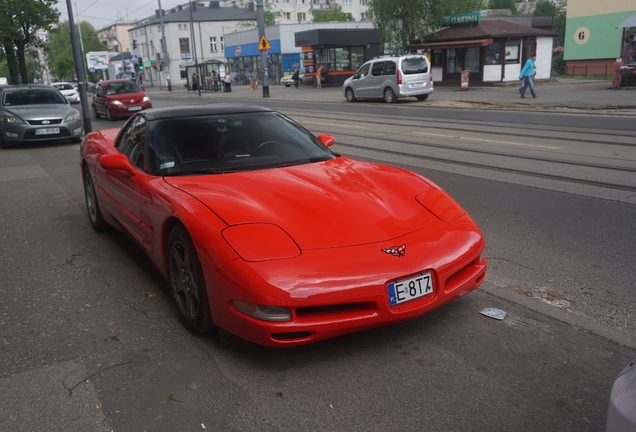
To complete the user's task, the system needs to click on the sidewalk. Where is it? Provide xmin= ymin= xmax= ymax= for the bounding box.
xmin=143 ymin=78 xmax=636 ymax=116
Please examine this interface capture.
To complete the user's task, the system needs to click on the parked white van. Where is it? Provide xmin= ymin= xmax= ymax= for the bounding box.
xmin=342 ymin=55 xmax=434 ymax=103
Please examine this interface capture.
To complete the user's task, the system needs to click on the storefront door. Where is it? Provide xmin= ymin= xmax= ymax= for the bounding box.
xmin=445 ymin=47 xmax=482 ymax=83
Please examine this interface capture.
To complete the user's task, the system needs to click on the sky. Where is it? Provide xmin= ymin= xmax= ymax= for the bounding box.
xmin=55 ymin=0 xmax=185 ymax=31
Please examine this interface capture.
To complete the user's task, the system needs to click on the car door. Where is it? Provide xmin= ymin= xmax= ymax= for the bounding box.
xmin=93 ymin=84 xmax=105 ymax=115
xmin=368 ymin=61 xmax=386 ymax=99
xmin=350 ymin=62 xmax=371 ymax=97
xmin=98 ymin=115 xmax=149 ymax=245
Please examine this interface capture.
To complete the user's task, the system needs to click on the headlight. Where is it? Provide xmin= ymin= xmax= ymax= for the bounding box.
xmin=142 ymin=96 xmax=150 ymax=102
xmin=0 ymin=116 xmax=24 ymax=124
xmin=232 ymin=300 xmax=291 ymax=322
xmin=109 ymin=100 xmax=122 ymax=106
xmin=65 ymin=111 xmax=81 ymax=122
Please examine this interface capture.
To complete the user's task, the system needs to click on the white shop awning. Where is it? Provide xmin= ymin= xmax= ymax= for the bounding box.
xmin=616 ymin=12 xmax=636 ymax=28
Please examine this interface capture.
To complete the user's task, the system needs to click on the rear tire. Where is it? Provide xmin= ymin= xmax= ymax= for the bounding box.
xmin=384 ymin=87 xmax=397 ymax=103
xmin=92 ymin=105 xmax=101 ymax=119
xmin=167 ymin=225 xmax=214 ymax=334
xmin=416 ymin=94 xmax=429 ymax=101
xmin=345 ymin=87 xmax=357 ymax=102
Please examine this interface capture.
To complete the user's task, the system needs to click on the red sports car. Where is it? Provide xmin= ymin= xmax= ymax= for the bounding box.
xmin=80 ymin=105 xmax=487 ymax=347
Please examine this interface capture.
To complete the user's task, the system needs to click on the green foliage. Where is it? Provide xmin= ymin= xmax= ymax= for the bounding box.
xmin=552 ymin=7 xmax=566 ymax=46
xmin=312 ymin=5 xmax=355 ymax=23
xmin=368 ymin=0 xmax=486 ymax=53
xmin=487 ymin=0 xmax=517 ymax=13
xmin=551 ymin=52 xmax=564 ymax=74
xmin=533 ymin=0 xmax=556 ymax=17
xmin=237 ymin=0 xmax=279 ymax=29
xmin=47 ymin=21 xmax=107 ymax=80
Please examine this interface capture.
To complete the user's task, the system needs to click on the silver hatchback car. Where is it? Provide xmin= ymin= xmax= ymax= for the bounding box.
xmin=0 ymin=85 xmax=83 ymax=149
xmin=343 ymin=55 xmax=434 ymax=103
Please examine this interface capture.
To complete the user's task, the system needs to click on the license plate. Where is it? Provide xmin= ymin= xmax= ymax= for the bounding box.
xmin=128 ymin=106 xmax=142 ymax=111
xmin=35 ymin=128 xmax=60 ymax=135
xmin=410 ymin=82 xmax=425 ymax=88
xmin=388 ymin=272 xmax=433 ymax=306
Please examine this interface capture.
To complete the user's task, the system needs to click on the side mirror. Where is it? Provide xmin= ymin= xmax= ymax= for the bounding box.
xmin=316 ymin=133 xmax=335 ymax=147
xmin=100 ymin=153 xmax=136 ymax=175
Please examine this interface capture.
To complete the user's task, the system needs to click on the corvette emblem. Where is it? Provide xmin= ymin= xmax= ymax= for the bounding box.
xmin=382 ymin=244 xmax=406 ymax=257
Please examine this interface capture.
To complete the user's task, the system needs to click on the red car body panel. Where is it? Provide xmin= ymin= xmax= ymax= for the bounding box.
xmin=81 ymin=120 xmax=487 ymax=347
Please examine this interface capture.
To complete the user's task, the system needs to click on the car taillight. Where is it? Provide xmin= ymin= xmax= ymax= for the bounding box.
xmin=397 ymin=69 xmax=402 ymax=85
xmin=430 ymin=75 xmax=433 ymax=82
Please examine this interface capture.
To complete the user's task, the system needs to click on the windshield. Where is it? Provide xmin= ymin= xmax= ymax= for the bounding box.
xmin=401 ymin=57 xmax=429 ymax=75
xmin=148 ymin=112 xmax=337 ymax=176
xmin=2 ymin=89 xmax=68 ymax=106
xmin=105 ymin=81 xmax=141 ymax=95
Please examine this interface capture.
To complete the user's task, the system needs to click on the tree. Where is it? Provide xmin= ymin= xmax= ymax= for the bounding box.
xmin=487 ymin=0 xmax=517 ymax=13
xmin=237 ymin=0 xmax=280 ymax=30
xmin=532 ymin=0 xmax=556 ymax=17
xmin=46 ymin=20 xmax=107 ymax=81
xmin=312 ymin=5 xmax=355 ymax=23
xmin=0 ymin=0 xmax=60 ymax=84
xmin=369 ymin=0 xmax=486 ymax=53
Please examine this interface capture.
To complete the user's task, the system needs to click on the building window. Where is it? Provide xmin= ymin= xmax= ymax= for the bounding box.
xmin=297 ymin=12 xmax=306 ymax=21
xmin=343 ymin=0 xmax=350 ymax=4
xmin=184 ymin=23 xmax=188 ymax=30
xmin=210 ymin=36 xmax=217 ymax=52
xmin=296 ymin=0 xmax=304 ymax=3
xmin=485 ymin=42 xmax=501 ymax=64
xmin=360 ymin=0 xmax=368 ymax=4
xmin=220 ymin=36 xmax=224 ymax=51
xmin=505 ymin=42 xmax=520 ymax=63
xmin=284 ymin=12 xmax=291 ymax=20
xmin=312 ymin=0 xmax=319 ymax=3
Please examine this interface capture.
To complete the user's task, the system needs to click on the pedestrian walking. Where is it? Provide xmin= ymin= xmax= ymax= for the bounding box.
xmin=519 ymin=52 xmax=537 ymax=99
xmin=612 ymin=58 xmax=623 ymax=90
xmin=250 ymin=70 xmax=259 ymax=91
xmin=224 ymin=71 xmax=232 ymax=92
xmin=191 ymin=73 xmax=198 ymax=92
xmin=213 ymin=71 xmax=219 ymax=92
xmin=232 ymin=71 xmax=237 ymax=86
xmin=292 ymin=66 xmax=300 ymax=89
xmin=316 ymin=65 xmax=323 ymax=89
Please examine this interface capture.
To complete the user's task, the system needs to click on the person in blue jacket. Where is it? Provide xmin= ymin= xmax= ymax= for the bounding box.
xmin=519 ymin=52 xmax=537 ymax=98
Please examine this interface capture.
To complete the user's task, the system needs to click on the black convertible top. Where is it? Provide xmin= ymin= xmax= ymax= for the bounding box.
xmin=143 ymin=104 xmax=273 ymax=121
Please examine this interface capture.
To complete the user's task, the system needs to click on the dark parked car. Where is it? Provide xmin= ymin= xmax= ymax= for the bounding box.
xmin=91 ymin=79 xmax=152 ymax=121
xmin=0 ymin=85 xmax=83 ymax=149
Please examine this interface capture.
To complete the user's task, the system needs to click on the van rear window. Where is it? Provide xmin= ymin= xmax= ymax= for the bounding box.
xmin=402 ymin=58 xmax=429 ymax=75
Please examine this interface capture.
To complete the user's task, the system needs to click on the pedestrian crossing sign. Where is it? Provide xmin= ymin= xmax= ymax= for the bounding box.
xmin=258 ymin=36 xmax=271 ymax=51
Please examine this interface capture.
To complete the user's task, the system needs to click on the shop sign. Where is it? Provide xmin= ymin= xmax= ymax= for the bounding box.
xmin=235 ymin=46 xmax=242 ymax=56
xmin=442 ymin=12 xmax=480 ymax=27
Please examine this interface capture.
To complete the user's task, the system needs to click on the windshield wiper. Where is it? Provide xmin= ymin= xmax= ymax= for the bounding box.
xmin=164 ymin=168 xmax=229 ymax=176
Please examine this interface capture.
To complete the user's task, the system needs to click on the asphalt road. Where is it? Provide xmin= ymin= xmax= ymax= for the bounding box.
xmin=0 ymin=97 xmax=635 ymax=431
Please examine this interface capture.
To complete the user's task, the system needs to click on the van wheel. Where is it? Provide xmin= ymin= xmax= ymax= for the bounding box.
xmin=92 ymin=105 xmax=101 ymax=119
xmin=416 ymin=94 xmax=429 ymax=101
xmin=106 ymin=108 xmax=114 ymax=121
xmin=345 ymin=87 xmax=357 ymax=102
xmin=384 ymin=88 xmax=397 ymax=103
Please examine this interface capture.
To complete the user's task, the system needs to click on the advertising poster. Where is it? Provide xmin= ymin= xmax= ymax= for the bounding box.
xmin=301 ymin=46 xmax=314 ymax=77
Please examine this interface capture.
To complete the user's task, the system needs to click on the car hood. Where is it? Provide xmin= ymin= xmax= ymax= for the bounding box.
xmin=164 ymin=157 xmax=442 ymax=249
xmin=105 ymin=91 xmax=147 ymax=102
xmin=58 ymin=89 xmax=78 ymax=96
xmin=3 ymin=105 xmax=73 ymax=119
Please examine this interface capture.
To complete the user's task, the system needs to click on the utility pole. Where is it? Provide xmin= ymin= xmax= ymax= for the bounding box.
xmin=256 ymin=0 xmax=269 ymax=98
xmin=158 ymin=0 xmax=172 ymax=91
xmin=65 ymin=0 xmax=91 ymax=134
xmin=143 ymin=28 xmax=154 ymax=88
xmin=188 ymin=1 xmax=201 ymax=96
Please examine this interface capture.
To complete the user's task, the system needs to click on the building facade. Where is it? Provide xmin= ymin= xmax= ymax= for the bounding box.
xmin=564 ymin=0 xmax=636 ymax=73
xmin=98 ymin=21 xmax=135 ymax=53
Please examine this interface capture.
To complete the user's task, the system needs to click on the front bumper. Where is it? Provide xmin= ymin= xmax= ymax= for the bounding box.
xmin=205 ymin=215 xmax=486 ymax=347
xmin=1 ymin=119 xmax=83 ymax=143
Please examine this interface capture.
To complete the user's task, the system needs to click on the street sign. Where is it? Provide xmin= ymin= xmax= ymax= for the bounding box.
xmin=181 ymin=53 xmax=191 ymax=61
xmin=130 ymin=54 xmax=139 ymax=62
xmin=258 ymin=36 xmax=271 ymax=51
xmin=89 ymin=67 xmax=96 ymax=73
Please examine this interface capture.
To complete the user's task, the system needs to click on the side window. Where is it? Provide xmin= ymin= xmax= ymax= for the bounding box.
xmin=96 ymin=85 xmax=103 ymax=96
xmin=357 ymin=63 xmax=370 ymax=78
xmin=117 ymin=115 xmax=148 ymax=170
xmin=371 ymin=62 xmax=385 ymax=76
xmin=383 ymin=61 xmax=396 ymax=75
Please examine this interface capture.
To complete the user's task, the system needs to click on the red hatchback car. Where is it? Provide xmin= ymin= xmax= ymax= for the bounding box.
xmin=92 ymin=79 xmax=152 ymax=121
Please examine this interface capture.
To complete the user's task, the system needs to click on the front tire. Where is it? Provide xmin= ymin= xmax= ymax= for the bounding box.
xmin=416 ymin=94 xmax=429 ymax=101
xmin=0 ymin=132 xmax=8 ymax=149
xmin=83 ymin=169 xmax=107 ymax=231
xmin=167 ymin=225 xmax=214 ymax=334
xmin=106 ymin=108 xmax=113 ymax=121
xmin=384 ymin=88 xmax=397 ymax=103
xmin=345 ymin=87 xmax=357 ymax=102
